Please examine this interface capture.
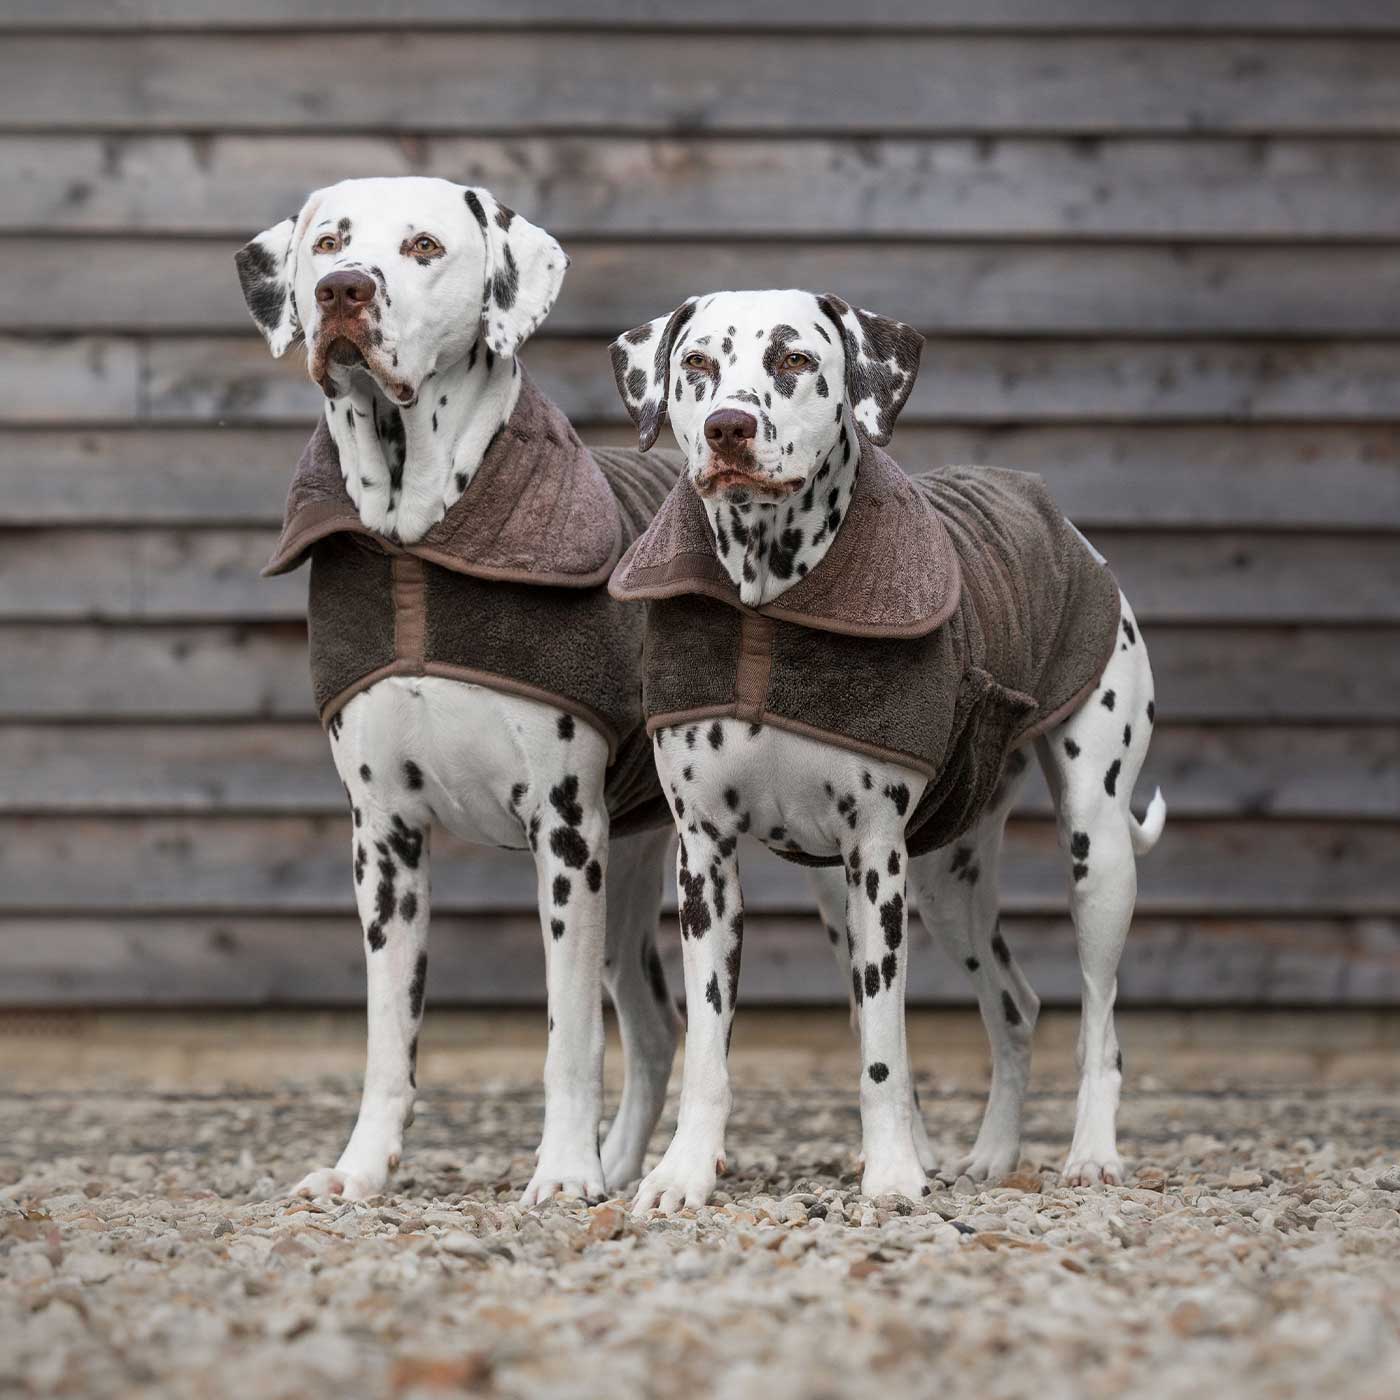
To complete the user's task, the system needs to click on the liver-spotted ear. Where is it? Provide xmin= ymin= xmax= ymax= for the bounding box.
xmin=462 ymin=187 xmax=568 ymax=358
xmin=608 ymin=298 xmax=699 ymax=451
xmin=234 ymin=216 xmax=302 ymax=357
xmin=816 ymin=294 xmax=924 ymax=446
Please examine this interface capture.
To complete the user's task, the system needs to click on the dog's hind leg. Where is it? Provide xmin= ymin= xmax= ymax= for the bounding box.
xmin=600 ymin=827 xmax=681 ymax=1192
xmin=1038 ymin=592 xmax=1164 ymax=1186
xmin=811 ymin=861 xmax=937 ymax=1173
xmin=294 ymin=756 xmax=432 ymax=1202
xmin=908 ymin=751 xmax=1037 ymax=1183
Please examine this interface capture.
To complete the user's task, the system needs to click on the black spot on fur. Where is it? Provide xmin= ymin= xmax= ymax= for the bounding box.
xmin=1064 ymin=738 xmax=1080 ymax=759
xmin=883 ymin=782 xmax=910 ymax=816
xmin=552 ymin=875 xmax=571 ymax=906
xmin=706 ymin=972 xmax=722 ymax=1014
xmin=1002 ymin=991 xmax=1022 ymax=1026
xmin=359 ymin=764 xmax=373 ymax=783
xmin=864 ymin=962 xmax=880 ymax=998
xmin=399 ymin=891 xmax=418 ymax=922
xmin=387 ymin=816 xmax=423 ymax=869
xmin=408 ymin=952 xmax=427 ymax=1019
xmin=402 ymin=760 xmax=423 ymax=791
xmin=887 ymin=850 xmax=901 ymax=876
xmin=708 ymin=722 xmax=724 ymax=750
xmin=965 ymin=956 xmax=980 ymax=972
xmin=865 ymin=868 xmax=880 ymax=905
xmin=880 ymin=895 xmax=904 ymax=949
xmin=549 ymin=775 xmax=583 ymax=827
xmin=1147 ymin=700 xmax=1156 ymax=724
xmin=881 ymin=952 xmax=898 ymax=988
xmin=586 ymin=860 xmax=602 ymax=893
xmin=1104 ymin=759 xmax=1121 ymax=796
xmin=991 ymin=929 xmax=1010 ymax=966
xmin=367 ymin=923 xmax=386 ymax=952
xmin=1101 ymin=689 xmax=1116 ymax=711
xmin=557 ymin=713 xmax=575 ymax=741
xmin=1123 ymin=724 xmax=1132 ymax=748
xmin=1122 ymin=618 xmax=1136 ymax=645
xmin=550 ymin=917 xmax=565 ymax=940
xmin=1070 ymin=831 xmax=1090 ymax=860
xmin=868 ymin=1061 xmax=889 ymax=1084
xmin=550 ymin=825 xmax=590 ymax=868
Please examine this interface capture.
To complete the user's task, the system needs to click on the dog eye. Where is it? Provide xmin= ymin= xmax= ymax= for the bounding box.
xmin=409 ymin=234 xmax=443 ymax=257
xmin=784 ymin=351 xmax=812 ymax=370
xmin=683 ymin=352 xmax=710 ymax=370
xmin=313 ymin=234 xmax=341 ymax=255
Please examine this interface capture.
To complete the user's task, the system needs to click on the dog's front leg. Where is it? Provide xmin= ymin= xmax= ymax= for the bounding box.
xmin=632 ymin=826 xmax=742 ymax=1214
xmin=520 ymin=778 xmax=609 ymax=1205
xmin=294 ymin=800 xmax=430 ymax=1201
xmin=847 ymin=836 xmax=928 ymax=1201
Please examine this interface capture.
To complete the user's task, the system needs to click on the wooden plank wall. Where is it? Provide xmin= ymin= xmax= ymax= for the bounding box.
xmin=0 ymin=3 xmax=1396 ymax=1006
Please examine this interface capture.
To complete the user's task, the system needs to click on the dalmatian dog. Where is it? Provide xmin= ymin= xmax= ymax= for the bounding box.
xmin=234 ymin=177 xmax=680 ymax=1204
xmin=611 ymin=289 xmax=1166 ymax=1212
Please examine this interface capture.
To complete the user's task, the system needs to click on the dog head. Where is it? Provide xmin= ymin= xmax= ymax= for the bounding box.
xmin=234 ymin=176 xmax=567 ymax=406
xmin=610 ymin=289 xmax=922 ymax=502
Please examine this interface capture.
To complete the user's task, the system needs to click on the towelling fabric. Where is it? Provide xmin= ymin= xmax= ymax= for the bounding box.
xmin=264 ymin=371 xmax=684 ymax=835
xmin=608 ymin=436 xmax=1122 ymax=862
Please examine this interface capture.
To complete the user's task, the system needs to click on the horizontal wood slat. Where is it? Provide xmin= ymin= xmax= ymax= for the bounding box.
xmin=1 ymin=624 xmax=1395 ymax=723
xmin=10 ymin=335 xmax=1400 ymax=427
xmin=4 ymin=914 xmax=1398 ymax=1009
xmin=0 ymin=815 xmax=1394 ymax=916
xmin=4 ymin=425 xmax=1394 ymax=530
xmin=0 ymin=723 xmax=1391 ymax=822
xmin=8 ymin=241 xmax=1400 ymax=335
xmin=4 ymin=527 xmax=1397 ymax=624
xmin=5 ymin=630 xmax=1394 ymax=728
xmin=9 ymin=4 xmax=1400 ymax=35
xmin=4 ymin=35 xmax=1400 ymax=135
xmin=9 ymin=135 xmax=1400 ymax=240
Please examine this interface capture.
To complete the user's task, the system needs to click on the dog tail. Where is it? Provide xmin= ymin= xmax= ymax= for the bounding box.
xmin=1129 ymin=787 xmax=1167 ymax=856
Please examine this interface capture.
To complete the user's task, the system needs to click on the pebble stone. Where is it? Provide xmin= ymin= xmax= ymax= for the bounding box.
xmin=3 ymin=1067 xmax=1399 ymax=1398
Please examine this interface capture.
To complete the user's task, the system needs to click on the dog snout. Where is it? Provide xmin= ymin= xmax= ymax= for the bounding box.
xmin=704 ymin=408 xmax=758 ymax=454
xmin=315 ymin=269 xmax=377 ymax=317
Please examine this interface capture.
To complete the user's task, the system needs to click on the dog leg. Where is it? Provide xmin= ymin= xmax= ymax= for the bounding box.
xmin=813 ymin=861 xmax=937 ymax=1173
xmin=632 ymin=825 xmax=742 ymax=1214
xmin=1039 ymin=594 xmax=1162 ymax=1186
xmin=600 ymin=828 xmax=680 ymax=1192
xmin=520 ymin=768 xmax=611 ymax=1206
xmin=847 ymin=834 xmax=928 ymax=1201
xmin=910 ymin=762 xmax=1039 ymax=1182
xmin=294 ymin=777 xmax=430 ymax=1201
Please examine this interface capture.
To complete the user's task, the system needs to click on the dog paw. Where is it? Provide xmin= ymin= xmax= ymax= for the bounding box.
xmin=290 ymin=1165 xmax=384 ymax=1202
xmin=631 ymin=1149 xmax=723 ymax=1215
xmin=950 ymin=1145 xmax=1020 ymax=1183
xmin=520 ymin=1158 xmax=606 ymax=1209
xmin=1062 ymin=1155 xmax=1124 ymax=1187
xmin=859 ymin=1153 xmax=929 ymax=1202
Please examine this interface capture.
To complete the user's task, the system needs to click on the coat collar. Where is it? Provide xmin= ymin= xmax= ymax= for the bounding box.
xmin=265 ymin=368 xmax=622 ymax=588
xmin=608 ymin=434 xmax=961 ymax=638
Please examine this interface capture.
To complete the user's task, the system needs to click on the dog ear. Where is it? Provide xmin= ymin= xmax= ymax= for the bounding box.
xmin=815 ymin=294 xmax=923 ymax=446
xmin=462 ymin=187 xmax=568 ymax=358
xmin=608 ymin=298 xmax=699 ymax=451
xmin=234 ymin=216 xmax=303 ymax=358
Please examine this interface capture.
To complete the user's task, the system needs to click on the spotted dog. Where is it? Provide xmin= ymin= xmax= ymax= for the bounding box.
xmin=235 ymin=178 xmax=681 ymax=1205
xmin=609 ymin=289 xmax=1166 ymax=1211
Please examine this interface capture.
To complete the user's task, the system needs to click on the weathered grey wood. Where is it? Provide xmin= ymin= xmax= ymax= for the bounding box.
xmin=4 ymin=35 xmax=1400 ymax=135
xmin=4 ymin=527 xmax=1397 ymax=624
xmin=4 ymin=425 xmax=1395 ymax=531
xmin=9 ymin=3 xmax=1400 ymax=34
xmin=4 ymin=913 xmax=1398 ymax=1010
xmin=2 ymin=624 xmax=1395 ymax=722
xmin=11 ymin=335 xmax=1400 ymax=428
xmin=1 ymin=722 xmax=1392 ymax=822
xmin=1 ymin=815 xmax=1394 ymax=916
xmin=10 ymin=241 xmax=1400 ymax=335
xmin=10 ymin=134 xmax=1400 ymax=240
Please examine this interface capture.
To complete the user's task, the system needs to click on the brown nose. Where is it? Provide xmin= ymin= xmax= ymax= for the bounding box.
xmin=704 ymin=408 xmax=758 ymax=452
xmin=315 ymin=269 xmax=377 ymax=316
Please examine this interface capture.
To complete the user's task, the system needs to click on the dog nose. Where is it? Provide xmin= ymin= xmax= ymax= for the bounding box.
xmin=704 ymin=408 xmax=758 ymax=452
xmin=315 ymin=269 xmax=377 ymax=316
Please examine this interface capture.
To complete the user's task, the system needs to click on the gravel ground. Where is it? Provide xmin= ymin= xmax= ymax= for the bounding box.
xmin=3 ymin=1011 xmax=1400 ymax=1400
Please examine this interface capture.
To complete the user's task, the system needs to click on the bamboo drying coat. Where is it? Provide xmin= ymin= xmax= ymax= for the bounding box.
xmin=608 ymin=436 xmax=1123 ymax=861
xmin=265 ymin=372 xmax=683 ymax=835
